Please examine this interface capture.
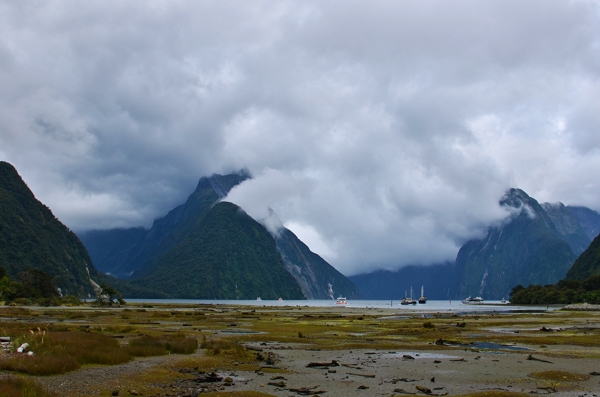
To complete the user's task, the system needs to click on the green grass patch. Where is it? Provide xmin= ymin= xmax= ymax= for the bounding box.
xmin=127 ymin=334 xmax=198 ymax=356
xmin=528 ymin=370 xmax=590 ymax=382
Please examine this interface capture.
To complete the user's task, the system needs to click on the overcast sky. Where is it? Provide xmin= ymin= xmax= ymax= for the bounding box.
xmin=1 ymin=1 xmax=600 ymax=275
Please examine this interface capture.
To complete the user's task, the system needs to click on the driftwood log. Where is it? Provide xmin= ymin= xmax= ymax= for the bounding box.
xmin=526 ymin=354 xmax=553 ymax=364
xmin=306 ymin=360 xmax=339 ymax=368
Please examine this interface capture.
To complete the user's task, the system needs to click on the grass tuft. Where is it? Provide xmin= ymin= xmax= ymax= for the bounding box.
xmin=200 ymin=337 xmax=250 ymax=361
xmin=127 ymin=334 xmax=198 ymax=356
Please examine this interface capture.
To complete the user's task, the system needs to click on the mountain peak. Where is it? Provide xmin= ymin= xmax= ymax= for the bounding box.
xmin=500 ymin=188 xmax=531 ymax=206
xmin=196 ymin=169 xmax=252 ymax=199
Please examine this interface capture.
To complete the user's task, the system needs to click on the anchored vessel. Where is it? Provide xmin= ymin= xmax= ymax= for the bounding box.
xmin=400 ymin=287 xmax=417 ymax=305
xmin=335 ymin=296 xmax=347 ymax=305
xmin=418 ymin=285 xmax=427 ymax=304
xmin=462 ymin=296 xmax=484 ymax=304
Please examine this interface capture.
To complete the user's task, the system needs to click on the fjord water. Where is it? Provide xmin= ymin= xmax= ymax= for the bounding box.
xmin=124 ymin=299 xmax=557 ymax=312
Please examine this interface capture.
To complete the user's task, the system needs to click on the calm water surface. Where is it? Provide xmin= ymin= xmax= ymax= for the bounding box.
xmin=124 ymin=299 xmax=559 ymax=313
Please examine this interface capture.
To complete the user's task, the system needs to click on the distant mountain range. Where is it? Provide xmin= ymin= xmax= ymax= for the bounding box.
xmin=351 ymin=188 xmax=600 ymax=300
xmin=79 ymin=172 xmax=360 ymax=300
xmin=4 ymin=158 xmax=599 ymax=302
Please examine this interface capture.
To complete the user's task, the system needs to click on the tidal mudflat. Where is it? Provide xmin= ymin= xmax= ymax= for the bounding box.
xmin=1 ymin=303 xmax=600 ymax=396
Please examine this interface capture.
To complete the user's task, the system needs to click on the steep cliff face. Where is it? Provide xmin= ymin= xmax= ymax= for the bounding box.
xmin=541 ymin=202 xmax=591 ymax=255
xmin=275 ymin=228 xmax=360 ymax=299
xmin=0 ymin=161 xmax=100 ymax=297
xmin=455 ymin=189 xmax=577 ymax=299
xmin=567 ymin=206 xmax=600 ymax=241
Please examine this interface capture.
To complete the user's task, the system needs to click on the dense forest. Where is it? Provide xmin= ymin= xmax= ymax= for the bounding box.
xmin=510 ymin=276 xmax=600 ymax=304
xmin=0 ymin=265 xmax=80 ymax=306
xmin=0 ymin=161 xmax=99 ymax=297
xmin=132 ymin=202 xmax=305 ymax=299
xmin=510 ymin=232 xmax=600 ymax=304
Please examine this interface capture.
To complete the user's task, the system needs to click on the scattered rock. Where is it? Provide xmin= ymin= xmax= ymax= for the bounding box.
xmin=267 ymin=381 xmax=286 ymax=387
xmin=197 ymin=372 xmax=223 ymax=382
xmin=347 ymin=372 xmax=376 ymax=378
xmin=288 ymin=387 xmax=327 ymax=395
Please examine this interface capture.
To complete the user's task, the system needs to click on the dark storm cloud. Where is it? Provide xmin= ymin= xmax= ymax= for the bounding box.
xmin=1 ymin=0 xmax=599 ymax=274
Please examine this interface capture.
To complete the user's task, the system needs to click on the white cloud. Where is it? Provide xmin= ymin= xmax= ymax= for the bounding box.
xmin=1 ymin=0 xmax=600 ymax=275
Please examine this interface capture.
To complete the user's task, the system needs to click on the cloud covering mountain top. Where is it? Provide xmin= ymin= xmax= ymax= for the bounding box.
xmin=1 ymin=1 xmax=599 ymax=275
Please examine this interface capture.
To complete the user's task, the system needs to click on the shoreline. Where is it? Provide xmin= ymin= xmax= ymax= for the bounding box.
xmin=2 ymin=303 xmax=600 ymax=396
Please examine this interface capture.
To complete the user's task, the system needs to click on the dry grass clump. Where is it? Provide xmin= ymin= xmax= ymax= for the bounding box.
xmin=0 ymin=329 xmax=130 ymax=375
xmin=0 ymin=307 xmax=31 ymax=317
xmin=0 ymin=375 xmax=56 ymax=397
xmin=127 ymin=334 xmax=198 ymax=356
xmin=0 ymin=325 xmax=198 ymax=376
xmin=200 ymin=337 xmax=250 ymax=360
xmin=528 ymin=370 xmax=590 ymax=382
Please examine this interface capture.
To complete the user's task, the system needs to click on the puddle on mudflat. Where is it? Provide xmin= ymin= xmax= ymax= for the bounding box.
xmin=472 ymin=342 xmax=529 ymax=351
xmin=445 ymin=341 xmax=528 ymax=351
xmin=384 ymin=352 xmax=460 ymax=359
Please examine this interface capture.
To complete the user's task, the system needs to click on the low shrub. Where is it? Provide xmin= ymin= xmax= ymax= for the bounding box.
xmin=200 ymin=337 xmax=247 ymax=360
xmin=60 ymin=295 xmax=82 ymax=306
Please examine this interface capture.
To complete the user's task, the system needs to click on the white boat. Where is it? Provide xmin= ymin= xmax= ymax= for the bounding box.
xmin=335 ymin=296 xmax=347 ymax=304
xmin=256 ymin=297 xmax=262 ymax=301
xmin=462 ymin=296 xmax=484 ymax=304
